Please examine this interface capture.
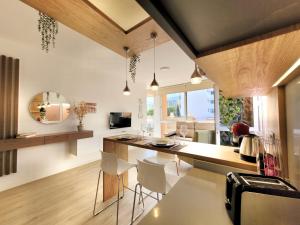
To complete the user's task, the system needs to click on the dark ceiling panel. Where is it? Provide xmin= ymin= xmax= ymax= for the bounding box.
xmin=137 ymin=0 xmax=300 ymax=57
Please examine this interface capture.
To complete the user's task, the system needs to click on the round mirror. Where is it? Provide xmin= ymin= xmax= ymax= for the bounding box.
xmin=29 ymin=91 xmax=71 ymax=124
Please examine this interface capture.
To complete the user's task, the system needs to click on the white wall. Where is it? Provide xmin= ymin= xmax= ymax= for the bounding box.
xmin=0 ymin=0 xmax=146 ymax=191
xmin=285 ymin=74 xmax=300 ymax=189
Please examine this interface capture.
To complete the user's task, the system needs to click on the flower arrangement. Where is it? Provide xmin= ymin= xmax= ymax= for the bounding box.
xmin=71 ymin=101 xmax=88 ymax=131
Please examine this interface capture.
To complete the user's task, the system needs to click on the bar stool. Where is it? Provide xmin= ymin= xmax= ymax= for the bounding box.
xmin=93 ymin=151 xmax=136 ymax=225
xmin=144 ymin=153 xmax=180 ymax=176
xmin=130 ymin=160 xmax=173 ymax=224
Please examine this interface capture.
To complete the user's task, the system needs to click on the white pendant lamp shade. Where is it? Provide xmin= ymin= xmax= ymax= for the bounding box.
xmin=191 ymin=63 xmax=204 ymax=84
xmin=123 ymin=46 xmax=130 ymax=96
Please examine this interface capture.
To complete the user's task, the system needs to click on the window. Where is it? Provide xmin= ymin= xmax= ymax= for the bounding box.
xmin=187 ymin=88 xmax=215 ymax=121
xmin=146 ymin=96 xmax=154 ymax=116
xmin=166 ymin=92 xmax=185 ymax=117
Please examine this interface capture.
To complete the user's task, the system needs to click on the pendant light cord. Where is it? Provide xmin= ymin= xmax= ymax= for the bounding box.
xmin=125 ymin=48 xmax=128 ymax=83
xmin=153 ymin=34 xmax=156 ymax=78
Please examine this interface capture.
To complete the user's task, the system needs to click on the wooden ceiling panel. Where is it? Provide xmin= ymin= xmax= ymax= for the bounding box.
xmin=125 ymin=19 xmax=170 ymax=54
xmin=21 ymin=0 xmax=126 ymax=55
xmin=20 ymin=0 xmax=171 ymax=57
xmin=196 ymin=28 xmax=300 ymax=97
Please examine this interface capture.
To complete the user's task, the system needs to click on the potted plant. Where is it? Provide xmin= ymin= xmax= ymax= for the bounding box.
xmin=72 ymin=101 xmax=88 ymax=131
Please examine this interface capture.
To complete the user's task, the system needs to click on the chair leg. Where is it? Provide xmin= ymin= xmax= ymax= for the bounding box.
xmin=139 ymin=185 xmax=144 ymax=209
xmin=131 ymin=183 xmax=139 ymax=224
xmin=93 ymin=170 xmax=102 ymax=216
xmin=131 ymin=183 xmax=145 ymax=225
xmin=156 ymin=192 xmax=160 ymax=202
xmin=121 ymin=174 xmax=125 ymax=198
xmin=93 ymin=172 xmax=123 ymax=218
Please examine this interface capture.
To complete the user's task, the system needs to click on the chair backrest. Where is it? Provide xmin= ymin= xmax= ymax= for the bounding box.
xmin=137 ymin=160 xmax=166 ymax=194
xmin=176 ymin=121 xmax=195 ymax=138
xmin=100 ymin=151 xmax=118 ymax=175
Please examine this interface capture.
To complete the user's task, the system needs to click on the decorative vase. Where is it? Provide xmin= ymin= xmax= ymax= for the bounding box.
xmin=77 ymin=123 xmax=84 ymax=131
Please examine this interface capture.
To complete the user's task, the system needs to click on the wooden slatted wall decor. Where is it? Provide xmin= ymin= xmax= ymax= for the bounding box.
xmin=0 ymin=55 xmax=19 ymax=176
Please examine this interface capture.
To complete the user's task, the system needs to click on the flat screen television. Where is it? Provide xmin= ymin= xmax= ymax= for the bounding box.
xmin=109 ymin=112 xmax=132 ymax=129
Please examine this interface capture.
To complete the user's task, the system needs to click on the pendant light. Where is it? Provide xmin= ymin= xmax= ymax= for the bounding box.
xmin=150 ymin=32 xmax=159 ymax=91
xmin=123 ymin=46 xmax=130 ymax=96
xmin=190 ymin=63 xmax=205 ymax=84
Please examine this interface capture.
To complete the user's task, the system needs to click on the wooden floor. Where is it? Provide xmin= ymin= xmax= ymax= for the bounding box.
xmin=0 ymin=148 xmax=192 ymax=225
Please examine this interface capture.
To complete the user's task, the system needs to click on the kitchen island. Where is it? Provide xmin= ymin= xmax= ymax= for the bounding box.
xmin=102 ymin=135 xmax=257 ymax=201
xmin=137 ymin=168 xmax=232 ymax=225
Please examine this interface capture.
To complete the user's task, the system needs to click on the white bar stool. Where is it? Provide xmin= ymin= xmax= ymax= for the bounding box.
xmin=144 ymin=153 xmax=180 ymax=176
xmin=130 ymin=160 xmax=173 ymax=224
xmin=93 ymin=151 xmax=136 ymax=225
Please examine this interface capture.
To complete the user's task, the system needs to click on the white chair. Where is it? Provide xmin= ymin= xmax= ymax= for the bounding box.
xmin=144 ymin=153 xmax=180 ymax=176
xmin=93 ymin=151 xmax=136 ymax=225
xmin=130 ymin=160 xmax=173 ymax=224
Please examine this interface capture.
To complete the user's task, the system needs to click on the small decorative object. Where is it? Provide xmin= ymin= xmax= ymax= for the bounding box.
xmin=85 ymin=102 xmax=97 ymax=113
xmin=71 ymin=102 xmax=88 ymax=131
xmin=129 ymin=54 xmax=141 ymax=83
xmin=38 ymin=12 xmax=58 ymax=52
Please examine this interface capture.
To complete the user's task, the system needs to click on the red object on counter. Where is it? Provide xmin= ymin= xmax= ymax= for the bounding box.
xmin=231 ymin=122 xmax=250 ymax=137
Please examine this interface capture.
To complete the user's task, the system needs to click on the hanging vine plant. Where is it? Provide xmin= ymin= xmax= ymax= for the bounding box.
xmin=38 ymin=12 xmax=58 ymax=52
xmin=129 ymin=54 xmax=141 ymax=83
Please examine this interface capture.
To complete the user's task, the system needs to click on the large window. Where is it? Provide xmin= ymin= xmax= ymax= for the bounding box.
xmin=166 ymin=92 xmax=185 ymax=117
xmin=187 ymin=89 xmax=215 ymax=121
xmin=146 ymin=96 xmax=154 ymax=116
xmin=164 ymin=89 xmax=215 ymax=120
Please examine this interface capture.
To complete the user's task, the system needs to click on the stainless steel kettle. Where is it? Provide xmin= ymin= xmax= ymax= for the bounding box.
xmin=239 ymin=134 xmax=260 ymax=162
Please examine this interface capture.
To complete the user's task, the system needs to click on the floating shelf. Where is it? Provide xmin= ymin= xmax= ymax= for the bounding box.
xmin=0 ymin=130 xmax=93 ymax=155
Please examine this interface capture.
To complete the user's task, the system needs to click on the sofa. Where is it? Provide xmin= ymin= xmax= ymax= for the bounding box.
xmin=165 ymin=120 xmax=216 ymax=144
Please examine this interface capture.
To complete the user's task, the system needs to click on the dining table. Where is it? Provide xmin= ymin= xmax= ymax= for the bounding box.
xmin=102 ymin=135 xmax=257 ymax=201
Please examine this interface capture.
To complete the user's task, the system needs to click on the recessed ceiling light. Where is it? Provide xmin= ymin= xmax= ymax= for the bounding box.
xmin=272 ymin=58 xmax=300 ymax=87
xmin=160 ymin=66 xmax=170 ymax=71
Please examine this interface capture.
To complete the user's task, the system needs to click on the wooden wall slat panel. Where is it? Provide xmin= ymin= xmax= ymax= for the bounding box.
xmin=0 ymin=55 xmax=19 ymax=177
xmin=0 ymin=56 xmax=5 ymax=177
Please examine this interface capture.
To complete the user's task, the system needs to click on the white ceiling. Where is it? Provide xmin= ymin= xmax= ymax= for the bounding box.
xmin=87 ymin=0 xmax=149 ymax=31
xmin=135 ymin=41 xmax=195 ymax=88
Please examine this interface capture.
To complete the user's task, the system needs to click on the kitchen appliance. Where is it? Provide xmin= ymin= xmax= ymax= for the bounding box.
xmin=239 ymin=134 xmax=260 ymax=162
xmin=225 ymin=172 xmax=300 ymax=225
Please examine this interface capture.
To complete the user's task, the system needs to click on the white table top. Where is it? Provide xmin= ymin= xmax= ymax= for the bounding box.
xmin=138 ymin=168 xmax=232 ymax=225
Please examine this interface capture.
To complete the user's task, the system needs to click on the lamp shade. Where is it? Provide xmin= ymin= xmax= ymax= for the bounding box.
xmin=123 ymin=81 xmax=130 ymax=95
xmin=190 ymin=63 xmax=203 ymax=84
xmin=150 ymin=73 xmax=159 ymax=91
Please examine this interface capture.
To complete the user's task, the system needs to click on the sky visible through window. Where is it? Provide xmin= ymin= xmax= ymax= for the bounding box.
xmin=187 ymin=89 xmax=215 ymax=121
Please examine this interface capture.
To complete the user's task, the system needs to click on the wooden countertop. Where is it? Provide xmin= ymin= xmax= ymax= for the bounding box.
xmin=104 ymin=135 xmax=257 ymax=172
xmin=138 ymin=168 xmax=232 ymax=225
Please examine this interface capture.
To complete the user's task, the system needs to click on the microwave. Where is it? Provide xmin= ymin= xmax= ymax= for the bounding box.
xmin=225 ymin=172 xmax=300 ymax=225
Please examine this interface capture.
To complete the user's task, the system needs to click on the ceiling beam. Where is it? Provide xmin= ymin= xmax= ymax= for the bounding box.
xmin=137 ymin=0 xmax=197 ymax=59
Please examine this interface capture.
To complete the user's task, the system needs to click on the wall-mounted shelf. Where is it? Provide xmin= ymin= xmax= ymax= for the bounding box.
xmin=0 ymin=130 xmax=93 ymax=156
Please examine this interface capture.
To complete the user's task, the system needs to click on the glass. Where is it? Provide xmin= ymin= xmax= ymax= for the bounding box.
xmin=187 ymin=88 xmax=215 ymax=121
xmin=166 ymin=92 xmax=185 ymax=118
xmin=28 ymin=91 xmax=70 ymax=124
